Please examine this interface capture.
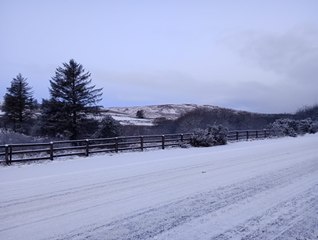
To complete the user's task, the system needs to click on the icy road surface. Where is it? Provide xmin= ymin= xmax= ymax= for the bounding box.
xmin=1 ymin=134 xmax=318 ymax=240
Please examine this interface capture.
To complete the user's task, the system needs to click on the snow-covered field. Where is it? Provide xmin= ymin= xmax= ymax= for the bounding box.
xmin=111 ymin=115 xmax=154 ymax=126
xmin=1 ymin=134 xmax=317 ymax=240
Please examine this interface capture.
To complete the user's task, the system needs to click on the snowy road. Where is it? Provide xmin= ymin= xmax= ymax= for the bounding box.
xmin=1 ymin=135 xmax=318 ymax=239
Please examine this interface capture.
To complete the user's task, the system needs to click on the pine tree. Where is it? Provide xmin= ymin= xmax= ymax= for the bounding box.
xmin=43 ymin=59 xmax=103 ymax=139
xmin=93 ymin=116 xmax=122 ymax=138
xmin=40 ymin=99 xmax=71 ymax=138
xmin=2 ymin=73 xmax=34 ymax=132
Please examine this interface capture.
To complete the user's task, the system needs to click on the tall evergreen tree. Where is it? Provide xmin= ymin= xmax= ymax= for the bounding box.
xmin=42 ymin=59 xmax=103 ymax=139
xmin=2 ymin=73 xmax=34 ymax=132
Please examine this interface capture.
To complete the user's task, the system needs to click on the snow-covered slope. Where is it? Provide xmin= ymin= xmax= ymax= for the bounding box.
xmin=107 ymin=104 xmax=217 ymax=119
xmin=101 ymin=104 xmax=218 ymax=126
xmin=1 ymin=134 xmax=317 ymax=240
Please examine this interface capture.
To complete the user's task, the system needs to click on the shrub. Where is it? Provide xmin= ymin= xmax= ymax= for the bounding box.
xmin=311 ymin=121 xmax=318 ymax=133
xmin=93 ymin=116 xmax=122 ymax=138
xmin=0 ymin=128 xmax=49 ymax=144
xmin=298 ymin=118 xmax=318 ymax=134
xmin=270 ymin=119 xmax=298 ymax=137
xmin=136 ymin=110 xmax=145 ymax=119
xmin=190 ymin=125 xmax=228 ymax=147
xmin=270 ymin=118 xmax=318 ymax=137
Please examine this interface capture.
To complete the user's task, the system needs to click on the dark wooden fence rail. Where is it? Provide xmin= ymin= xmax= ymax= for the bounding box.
xmin=0 ymin=129 xmax=275 ymax=164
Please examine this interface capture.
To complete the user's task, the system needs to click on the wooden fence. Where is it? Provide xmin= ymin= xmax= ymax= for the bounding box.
xmin=0 ymin=129 xmax=275 ymax=164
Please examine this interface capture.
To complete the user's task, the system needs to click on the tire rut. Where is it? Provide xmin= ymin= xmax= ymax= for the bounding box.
xmin=212 ymin=184 xmax=318 ymax=240
xmin=51 ymin=159 xmax=318 ymax=240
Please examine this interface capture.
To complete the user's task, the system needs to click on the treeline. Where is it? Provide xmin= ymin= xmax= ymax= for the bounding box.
xmin=155 ymin=107 xmax=292 ymax=133
xmin=1 ymin=59 xmax=318 ymax=143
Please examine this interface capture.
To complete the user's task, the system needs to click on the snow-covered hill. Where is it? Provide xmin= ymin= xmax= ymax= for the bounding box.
xmin=101 ymin=104 xmax=218 ymax=126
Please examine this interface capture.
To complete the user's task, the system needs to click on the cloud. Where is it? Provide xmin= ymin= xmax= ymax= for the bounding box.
xmin=239 ymin=26 xmax=318 ymax=84
xmin=222 ymin=25 xmax=318 ymax=112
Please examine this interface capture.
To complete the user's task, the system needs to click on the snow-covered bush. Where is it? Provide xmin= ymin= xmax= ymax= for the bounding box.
xmin=298 ymin=118 xmax=318 ymax=134
xmin=190 ymin=129 xmax=214 ymax=147
xmin=311 ymin=121 xmax=318 ymax=133
xmin=190 ymin=125 xmax=228 ymax=147
xmin=271 ymin=119 xmax=298 ymax=137
xmin=0 ymin=128 xmax=48 ymax=144
xmin=270 ymin=118 xmax=318 ymax=137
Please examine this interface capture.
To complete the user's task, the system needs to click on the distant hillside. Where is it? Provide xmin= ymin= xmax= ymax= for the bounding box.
xmin=105 ymin=104 xmax=218 ymax=119
xmin=100 ymin=104 xmax=219 ymax=126
xmin=99 ymin=104 xmax=295 ymax=136
xmin=100 ymin=104 xmax=293 ymax=130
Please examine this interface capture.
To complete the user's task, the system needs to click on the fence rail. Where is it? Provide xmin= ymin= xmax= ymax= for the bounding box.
xmin=0 ymin=129 xmax=275 ymax=164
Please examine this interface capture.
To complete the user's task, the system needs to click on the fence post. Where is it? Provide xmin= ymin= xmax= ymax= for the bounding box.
xmin=246 ymin=131 xmax=249 ymax=140
xmin=85 ymin=139 xmax=89 ymax=156
xmin=162 ymin=135 xmax=165 ymax=149
xmin=115 ymin=137 xmax=119 ymax=153
xmin=5 ymin=144 xmax=10 ymax=165
xmin=264 ymin=129 xmax=267 ymax=138
xmin=140 ymin=136 xmax=144 ymax=151
xmin=9 ymin=145 xmax=12 ymax=163
xmin=50 ymin=142 xmax=54 ymax=160
xmin=256 ymin=130 xmax=258 ymax=139
xmin=236 ymin=131 xmax=239 ymax=141
xmin=180 ymin=134 xmax=184 ymax=142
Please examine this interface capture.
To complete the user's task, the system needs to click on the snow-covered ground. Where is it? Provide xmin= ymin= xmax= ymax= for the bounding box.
xmin=0 ymin=134 xmax=317 ymax=240
xmin=112 ymin=115 xmax=154 ymax=126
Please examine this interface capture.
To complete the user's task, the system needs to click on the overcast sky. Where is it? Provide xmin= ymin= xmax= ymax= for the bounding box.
xmin=1 ymin=0 xmax=317 ymax=113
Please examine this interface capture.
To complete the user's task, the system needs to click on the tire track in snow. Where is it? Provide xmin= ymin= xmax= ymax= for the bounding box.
xmin=50 ymin=159 xmax=318 ymax=240
xmin=0 ymin=149 xmax=284 ymax=206
xmin=1 ymin=149 xmax=314 ymax=226
xmin=273 ymin=202 xmax=318 ymax=240
xmin=0 ymin=151 xmax=298 ymax=215
xmin=3 ymin=144 xmax=316 ymax=208
xmin=1 ymin=147 xmax=313 ymax=210
xmin=212 ymin=184 xmax=318 ymax=240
